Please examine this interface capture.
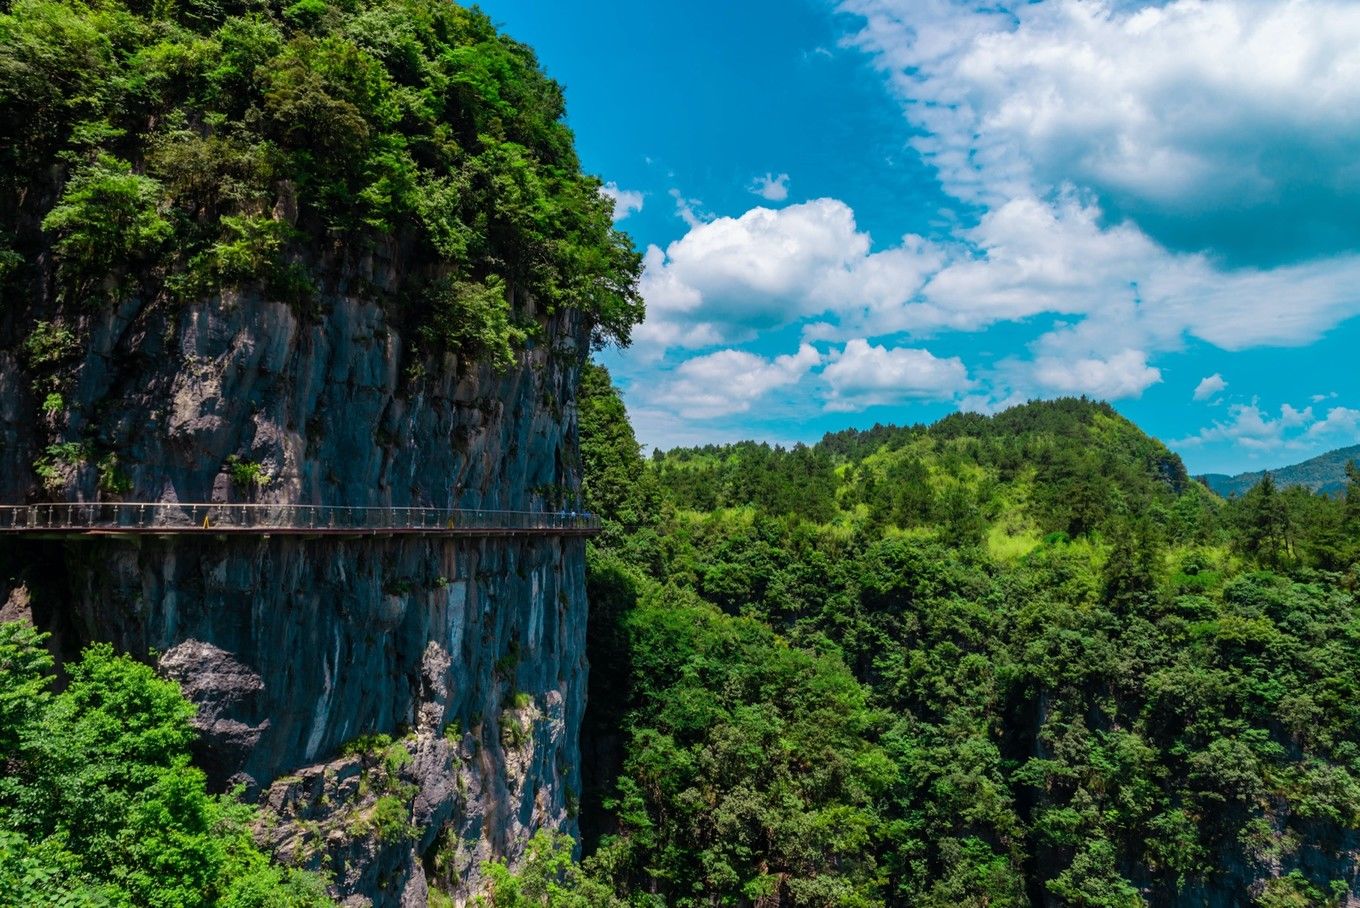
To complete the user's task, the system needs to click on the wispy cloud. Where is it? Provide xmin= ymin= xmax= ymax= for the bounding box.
xmin=1193 ymin=373 xmax=1227 ymax=402
xmin=1174 ymin=401 xmax=1357 ymax=451
xmin=600 ymin=182 xmax=644 ymax=222
xmin=668 ymin=188 xmax=711 ymax=228
xmin=749 ymin=172 xmax=791 ymax=202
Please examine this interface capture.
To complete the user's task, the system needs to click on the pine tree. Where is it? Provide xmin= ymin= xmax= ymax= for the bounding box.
xmin=1240 ymin=473 xmax=1293 ymax=568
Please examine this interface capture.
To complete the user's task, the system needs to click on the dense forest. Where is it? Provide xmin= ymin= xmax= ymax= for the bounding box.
xmin=7 ymin=366 xmax=1356 ymax=906
xmin=3 ymin=0 xmax=1360 ymax=904
xmin=0 ymin=0 xmax=643 ymax=902
xmin=0 ymin=0 xmax=642 ymax=375
xmin=554 ymin=365 xmax=1360 ymax=907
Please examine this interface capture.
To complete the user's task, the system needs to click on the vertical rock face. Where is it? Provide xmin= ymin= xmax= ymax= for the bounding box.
xmin=0 ymin=278 xmax=591 ymax=904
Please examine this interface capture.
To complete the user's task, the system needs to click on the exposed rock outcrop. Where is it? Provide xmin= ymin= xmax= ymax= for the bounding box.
xmin=0 ymin=276 xmax=591 ymax=904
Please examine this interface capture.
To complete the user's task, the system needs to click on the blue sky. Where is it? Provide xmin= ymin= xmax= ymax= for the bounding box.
xmin=478 ymin=0 xmax=1360 ymax=475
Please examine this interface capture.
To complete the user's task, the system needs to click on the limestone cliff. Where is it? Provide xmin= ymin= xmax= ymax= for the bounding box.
xmin=0 ymin=274 xmax=592 ymax=904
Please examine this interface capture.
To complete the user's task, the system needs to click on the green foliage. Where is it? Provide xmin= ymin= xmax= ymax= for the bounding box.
xmin=494 ymin=639 xmax=520 ymax=678
xmin=20 ymin=320 xmax=77 ymax=369
xmin=572 ymin=374 xmax=1360 ymax=905
xmin=339 ymin=731 xmax=394 ymax=756
xmin=1231 ymin=473 xmax=1295 ymax=567
xmin=225 ymin=455 xmax=268 ymax=489
xmin=582 ymin=557 xmax=893 ymax=905
xmin=1254 ymin=870 xmax=1348 ymax=908
xmin=32 ymin=440 xmax=90 ymax=492
xmin=2 ymin=0 xmax=642 ymax=366
xmin=180 ymin=214 xmax=313 ymax=303
xmin=0 ymin=622 xmax=53 ymax=757
xmin=383 ymin=741 xmax=412 ymax=777
xmin=0 ymin=622 xmax=329 ymax=906
xmin=577 ymin=362 xmax=662 ymax=557
xmin=0 ymin=247 xmax=23 ymax=286
xmin=498 ymin=711 xmax=530 ymax=750
xmin=476 ymin=830 xmax=626 ymax=908
xmin=96 ymin=452 xmax=131 ymax=495
xmin=41 ymin=154 xmax=173 ymax=301
xmin=366 ymin=796 xmax=413 ymax=844
xmin=1045 ymin=839 xmax=1144 ymax=907
xmin=418 ymin=275 xmax=525 ymax=372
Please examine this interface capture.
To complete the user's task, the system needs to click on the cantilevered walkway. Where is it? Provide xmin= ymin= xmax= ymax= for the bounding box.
xmin=0 ymin=503 xmax=601 ymax=538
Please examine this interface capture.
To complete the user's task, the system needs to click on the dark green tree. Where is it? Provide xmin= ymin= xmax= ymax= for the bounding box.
xmin=1101 ymin=517 xmax=1164 ymax=612
xmin=1236 ymin=473 xmax=1294 ymax=567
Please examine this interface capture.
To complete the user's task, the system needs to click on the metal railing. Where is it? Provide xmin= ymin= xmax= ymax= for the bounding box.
xmin=0 ymin=502 xmax=601 ymax=537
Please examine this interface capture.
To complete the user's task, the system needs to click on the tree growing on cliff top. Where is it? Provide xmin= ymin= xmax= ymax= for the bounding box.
xmin=1 ymin=0 xmax=643 ymax=356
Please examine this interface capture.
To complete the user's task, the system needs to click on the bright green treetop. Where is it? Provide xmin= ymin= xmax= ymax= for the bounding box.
xmin=1 ymin=0 xmax=643 ymax=357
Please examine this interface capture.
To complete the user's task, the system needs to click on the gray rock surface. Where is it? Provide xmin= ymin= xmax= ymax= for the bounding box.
xmin=0 ymin=277 xmax=592 ymax=905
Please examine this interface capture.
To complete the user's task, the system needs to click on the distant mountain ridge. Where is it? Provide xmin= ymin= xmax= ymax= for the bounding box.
xmin=1200 ymin=444 xmax=1360 ymax=498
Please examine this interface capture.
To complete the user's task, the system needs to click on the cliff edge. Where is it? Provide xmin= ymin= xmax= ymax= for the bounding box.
xmin=0 ymin=0 xmax=642 ymax=902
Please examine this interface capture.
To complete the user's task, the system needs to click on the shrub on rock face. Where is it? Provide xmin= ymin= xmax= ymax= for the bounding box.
xmin=0 ymin=620 xmax=330 ymax=906
xmin=41 ymin=155 xmax=174 ymax=302
xmin=476 ymin=830 xmax=627 ymax=908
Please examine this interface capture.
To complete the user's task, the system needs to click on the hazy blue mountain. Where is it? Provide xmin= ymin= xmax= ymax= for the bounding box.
xmin=1201 ymin=444 xmax=1360 ymax=498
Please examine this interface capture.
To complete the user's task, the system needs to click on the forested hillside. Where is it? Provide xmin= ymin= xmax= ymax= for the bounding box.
xmin=6 ymin=0 xmax=1356 ymax=904
xmin=1203 ymin=445 xmax=1360 ymax=499
xmin=561 ymin=365 xmax=1360 ymax=907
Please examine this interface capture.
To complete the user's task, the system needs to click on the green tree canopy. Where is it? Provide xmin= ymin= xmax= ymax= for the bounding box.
xmin=0 ymin=621 xmax=329 ymax=907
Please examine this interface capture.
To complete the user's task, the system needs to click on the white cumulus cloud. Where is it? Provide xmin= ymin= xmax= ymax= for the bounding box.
xmin=618 ymin=0 xmax=1360 ymax=442
xmin=822 ymin=339 xmax=971 ymax=411
xmin=633 ymin=198 xmax=936 ymax=351
xmin=1175 ymin=403 xmax=1294 ymax=450
xmin=651 ymin=344 xmax=822 ymax=418
xmin=635 ymin=190 xmax=1360 ymax=388
xmin=1030 ymin=349 xmax=1163 ymax=400
xmin=839 ymin=0 xmax=1360 ymax=265
xmin=1307 ymin=406 xmax=1360 ymax=439
xmin=1173 ymin=401 xmax=1342 ymax=451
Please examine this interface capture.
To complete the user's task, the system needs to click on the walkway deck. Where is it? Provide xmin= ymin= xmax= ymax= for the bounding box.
xmin=0 ymin=503 xmax=601 ymax=538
